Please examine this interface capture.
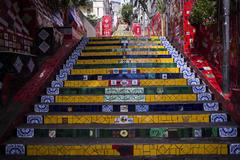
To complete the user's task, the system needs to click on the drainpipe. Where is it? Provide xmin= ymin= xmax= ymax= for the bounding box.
xmin=222 ymin=0 xmax=230 ymax=94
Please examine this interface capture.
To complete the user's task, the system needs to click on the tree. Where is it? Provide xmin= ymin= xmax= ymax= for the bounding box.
xmin=121 ymin=3 xmax=133 ymax=25
xmin=189 ymin=0 xmax=217 ymax=27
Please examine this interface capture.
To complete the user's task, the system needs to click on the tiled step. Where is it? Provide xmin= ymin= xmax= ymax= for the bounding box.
xmin=73 ymin=63 xmax=177 ymax=69
xmin=82 ymin=48 xmax=168 ymax=52
xmin=62 ymin=79 xmax=189 ymax=87
xmin=76 ymin=58 xmax=175 ymax=64
xmin=45 ymin=86 xmax=208 ymax=95
xmin=4 ymin=36 xmax=240 ymax=158
xmin=80 ymin=51 xmax=169 ymax=56
xmin=26 ymin=112 xmax=229 ymax=124
xmin=84 ymin=45 xmax=165 ymax=50
xmin=67 ymin=73 xmax=184 ymax=80
xmin=34 ymin=102 xmax=220 ymax=112
xmin=17 ymin=123 xmax=239 ymax=138
xmin=4 ymin=138 xmax=240 ymax=156
xmin=70 ymin=68 xmax=180 ymax=75
xmin=44 ymin=94 xmax=201 ymax=103
xmin=78 ymin=55 xmax=173 ymax=59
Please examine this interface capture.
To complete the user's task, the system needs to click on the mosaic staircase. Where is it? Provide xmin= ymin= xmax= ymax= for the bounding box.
xmin=3 ymin=36 xmax=240 ymax=159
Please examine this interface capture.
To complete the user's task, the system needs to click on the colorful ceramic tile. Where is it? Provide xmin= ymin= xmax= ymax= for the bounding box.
xmin=162 ymin=74 xmax=168 ymax=79
xmin=150 ymin=128 xmax=168 ymax=138
xmin=14 ymin=56 xmax=23 ymax=73
xmin=176 ymin=58 xmax=186 ymax=68
xmin=41 ymin=95 xmax=54 ymax=103
xmin=46 ymin=88 xmax=59 ymax=95
xmin=120 ymin=80 xmax=130 ymax=86
xmin=219 ymin=127 xmax=238 ymax=137
xmin=83 ymin=75 xmax=88 ymax=80
xmin=98 ymin=75 xmax=102 ymax=80
xmin=110 ymin=80 xmax=117 ymax=86
xmin=63 ymin=64 xmax=73 ymax=70
xmin=182 ymin=67 xmax=195 ymax=79
xmin=203 ymin=102 xmax=219 ymax=111
xmin=132 ymin=79 xmax=139 ymax=86
xmin=115 ymin=115 xmax=133 ymax=124
xmin=5 ymin=144 xmax=25 ymax=155
xmin=230 ymin=144 xmax=240 ymax=154
xmin=34 ymin=104 xmax=49 ymax=112
xmin=56 ymin=72 xmax=67 ymax=81
xmin=17 ymin=128 xmax=34 ymax=138
xmin=135 ymin=105 xmax=149 ymax=112
xmin=122 ymin=68 xmax=128 ymax=74
xmin=27 ymin=115 xmax=43 ymax=124
xmin=131 ymin=68 xmax=137 ymax=74
xmin=104 ymin=95 xmax=145 ymax=102
xmin=49 ymin=130 xmax=56 ymax=138
xmin=113 ymin=68 xmax=119 ymax=74
xmin=211 ymin=113 xmax=228 ymax=123
xmin=198 ymin=93 xmax=212 ymax=101
xmin=120 ymin=105 xmax=128 ymax=112
xmin=193 ymin=128 xmax=202 ymax=138
xmin=105 ymin=87 xmax=144 ymax=94
xmin=192 ymin=85 xmax=206 ymax=93
xmin=102 ymin=105 xmax=113 ymax=112
xmin=51 ymin=80 xmax=63 ymax=88
xmin=188 ymin=78 xmax=201 ymax=85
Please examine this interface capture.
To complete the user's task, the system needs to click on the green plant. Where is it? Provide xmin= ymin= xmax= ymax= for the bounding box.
xmin=156 ymin=0 xmax=167 ymax=14
xmin=86 ymin=14 xmax=99 ymax=26
xmin=121 ymin=3 xmax=133 ymax=25
xmin=189 ymin=0 xmax=217 ymax=27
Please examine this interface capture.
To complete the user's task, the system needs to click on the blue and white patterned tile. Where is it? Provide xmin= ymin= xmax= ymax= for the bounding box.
xmin=122 ymin=68 xmax=128 ymax=74
xmin=56 ymin=72 xmax=68 ymax=81
xmin=104 ymin=95 xmax=145 ymax=103
xmin=230 ymin=144 xmax=240 ymax=154
xmin=219 ymin=127 xmax=238 ymax=137
xmin=192 ymin=85 xmax=206 ymax=93
xmin=51 ymin=80 xmax=63 ymax=88
xmin=193 ymin=128 xmax=202 ymax=138
xmin=60 ymin=69 xmax=70 ymax=75
xmin=211 ymin=113 xmax=228 ymax=123
xmin=203 ymin=102 xmax=219 ymax=111
xmin=17 ymin=128 xmax=34 ymax=138
xmin=34 ymin=104 xmax=49 ymax=112
xmin=102 ymin=105 xmax=113 ymax=112
xmin=46 ymin=88 xmax=59 ymax=95
xmin=113 ymin=68 xmax=119 ymax=74
xmin=176 ymin=58 xmax=186 ymax=68
xmin=135 ymin=105 xmax=149 ymax=112
xmin=63 ymin=64 xmax=73 ymax=70
xmin=198 ymin=93 xmax=212 ymax=101
xmin=6 ymin=144 xmax=25 ymax=155
xmin=65 ymin=60 xmax=75 ymax=68
xmin=188 ymin=78 xmax=201 ymax=85
xmin=162 ymin=74 xmax=168 ymax=79
xmin=41 ymin=95 xmax=54 ymax=103
xmin=182 ymin=67 xmax=195 ymax=79
xmin=27 ymin=115 xmax=43 ymax=124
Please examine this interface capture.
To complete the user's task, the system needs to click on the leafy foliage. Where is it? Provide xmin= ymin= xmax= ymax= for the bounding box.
xmin=86 ymin=14 xmax=99 ymax=26
xmin=156 ymin=0 xmax=167 ymax=14
xmin=121 ymin=3 xmax=133 ymax=25
xmin=189 ymin=0 xmax=217 ymax=27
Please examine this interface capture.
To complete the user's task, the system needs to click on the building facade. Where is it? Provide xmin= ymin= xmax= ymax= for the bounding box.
xmin=93 ymin=0 xmax=111 ymax=18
